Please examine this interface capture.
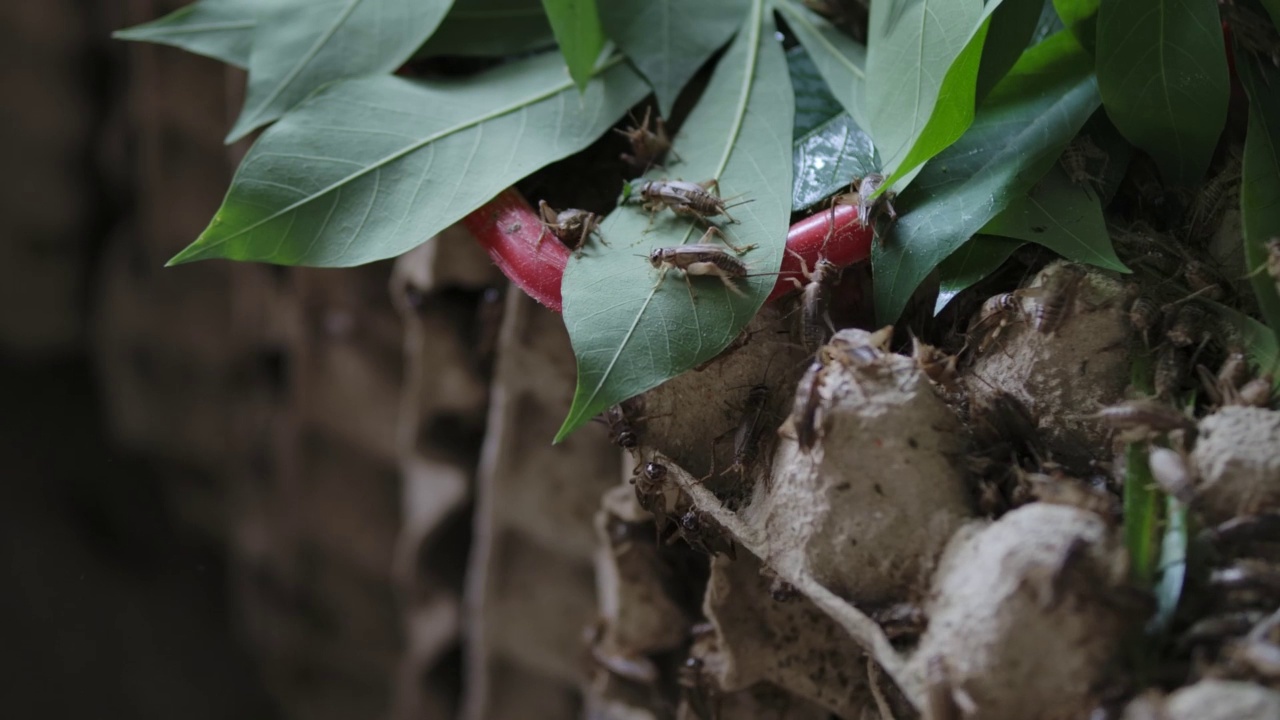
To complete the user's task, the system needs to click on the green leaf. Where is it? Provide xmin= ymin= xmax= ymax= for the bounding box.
xmin=541 ymin=0 xmax=605 ymax=92
xmin=1262 ymin=0 xmax=1280 ymax=29
xmin=774 ymin=0 xmax=868 ymax=131
xmin=976 ymin=0 xmax=1044 ymax=100
xmin=873 ymin=31 xmax=1100 ymax=324
xmin=788 ymin=45 xmax=845 ymax=139
xmin=1052 ymin=0 xmax=1098 ymax=52
xmin=865 ymin=0 xmax=984 ymax=185
xmin=1150 ymin=496 xmax=1187 ymax=634
xmin=418 ymin=0 xmax=554 ymax=58
xmin=1096 ymin=0 xmax=1230 ymax=186
xmin=788 ymin=46 xmax=878 ymax=212
xmin=558 ymin=0 xmax=792 ymax=441
xmin=113 ymin=0 xmax=260 ymax=68
xmin=1124 ymin=353 xmax=1158 ymax=586
xmin=793 ymin=114 xmax=878 ymax=212
xmin=599 ymin=0 xmax=748 ymax=118
xmin=227 ymin=0 xmax=456 ymax=143
xmin=1237 ymin=49 xmax=1280 ymax=335
xmin=1209 ymin=301 xmax=1280 ymax=379
xmin=171 ymin=52 xmax=648 ymax=266
xmin=981 ymin=164 xmax=1128 ymax=272
xmin=934 ymin=235 xmax=1024 ymax=315
xmin=1032 ymin=0 xmax=1067 ymax=46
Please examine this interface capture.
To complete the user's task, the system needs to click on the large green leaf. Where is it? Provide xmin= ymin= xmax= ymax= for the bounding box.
xmin=1052 ymin=0 xmax=1098 ymax=52
xmin=793 ymin=115 xmax=878 ymax=213
xmin=865 ymin=0 xmax=984 ymax=186
xmin=1096 ymin=0 xmax=1229 ymax=186
xmin=418 ymin=0 xmax=554 ymax=57
xmin=1237 ymin=50 xmax=1280 ymax=336
xmin=599 ymin=0 xmax=748 ymax=117
xmin=226 ymin=0 xmax=455 ymax=142
xmin=981 ymin=164 xmax=1127 ymax=271
xmin=975 ymin=0 xmax=1044 ymax=100
xmin=788 ymin=46 xmax=877 ymax=212
xmin=171 ymin=52 xmax=648 ymax=267
xmin=557 ymin=0 xmax=792 ymax=441
xmin=541 ymin=0 xmax=605 ymax=91
xmin=872 ymin=31 xmax=1100 ymax=324
xmin=113 ymin=0 xmax=260 ymax=68
xmin=1209 ymin=301 xmax=1280 ymax=378
xmin=774 ymin=0 xmax=868 ymax=131
xmin=934 ymin=235 xmax=1024 ymax=315
xmin=789 ymin=45 xmax=845 ymax=139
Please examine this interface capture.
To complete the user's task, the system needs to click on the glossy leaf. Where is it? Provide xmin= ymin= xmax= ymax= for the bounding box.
xmin=542 ymin=0 xmax=605 ymax=91
xmin=418 ymin=0 xmax=554 ymax=58
xmin=981 ymin=165 xmax=1128 ymax=272
xmin=789 ymin=45 xmax=845 ymax=139
xmin=793 ymin=115 xmax=878 ymax=212
xmin=599 ymin=0 xmax=748 ymax=117
xmin=875 ymin=1 xmax=996 ymax=193
xmin=976 ymin=0 xmax=1044 ymax=100
xmin=865 ymin=0 xmax=984 ymax=185
xmin=774 ymin=0 xmax=868 ymax=131
xmin=1096 ymin=0 xmax=1229 ymax=186
xmin=171 ymin=52 xmax=648 ymax=266
xmin=227 ymin=0 xmax=455 ymax=143
xmin=558 ymin=0 xmax=792 ymax=441
xmin=114 ymin=0 xmax=259 ymax=68
xmin=934 ymin=235 xmax=1024 ymax=315
xmin=788 ymin=46 xmax=877 ymax=212
xmin=873 ymin=31 xmax=1100 ymax=324
xmin=1052 ymin=0 xmax=1098 ymax=52
xmin=1031 ymin=0 xmax=1067 ymax=46
xmin=1237 ymin=50 xmax=1280 ymax=335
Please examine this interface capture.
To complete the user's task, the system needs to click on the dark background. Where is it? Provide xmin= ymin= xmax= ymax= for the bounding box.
xmin=1 ymin=3 xmax=447 ymax=718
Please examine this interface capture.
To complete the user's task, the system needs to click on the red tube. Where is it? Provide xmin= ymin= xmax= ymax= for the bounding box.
xmin=765 ymin=202 xmax=871 ymax=302
xmin=463 ymin=189 xmax=873 ymax=312
xmin=463 ymin=188 xmax=569 ymax=312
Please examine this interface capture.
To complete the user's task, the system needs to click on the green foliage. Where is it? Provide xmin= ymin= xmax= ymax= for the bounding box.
xmin=172 ymin=54 xmax=647 ymax=266
xmin=865 ymin=0 xmax=985 ymax=192
xmin=975 ymin=0 xmax=1045 ymax=100
xmin=541 ymin=0 xmax=604 ymax=91
xmin=788 ymin=47 xmax=877 ymax=212
xmin=226 ymin=0 xmax=454 ymax=142
xmin=418 ymin=0 xmax=553 ymax=58
xmin=599 ymin=0 xmax=748 ymax=117
xmin=1151 ymin=496 xmax=1188 ymax=633
xmin=112 ymin=0 xmax=257 ymax=68
xmin=1052 ymin=0 xmax=1098 ymax=52
xmin=981 ymin=165 xmax=1127 ymax=272
xmin=873 ymin=31 xmax=1100 ymax=325
xmin=774 ymin=0 xmax=868 ymax=131
xmin=934 ymin=235 xmax=1023 ymax=315
xmin=557 ymin=0 xmax=791 ymax=441
xmin=1096 ymin=0 xmax=1229 ymax=186
xmin=1237 ymin=50 xmax=1280 ymax=337
xmin=118 ymin=0 xmax=1260 ymax=438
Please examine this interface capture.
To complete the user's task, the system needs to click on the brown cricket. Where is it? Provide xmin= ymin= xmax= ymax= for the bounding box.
xmin=537 ymin=200 xmax=603 ymax=256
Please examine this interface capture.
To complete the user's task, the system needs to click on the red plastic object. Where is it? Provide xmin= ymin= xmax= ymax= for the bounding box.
xmin=463 ymin=188 xmax=568 ymax=312
xmin=463 ymin=189 xmax=873 ymax=312
xmin=766 ymin=202 xmax=872 ymax=302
